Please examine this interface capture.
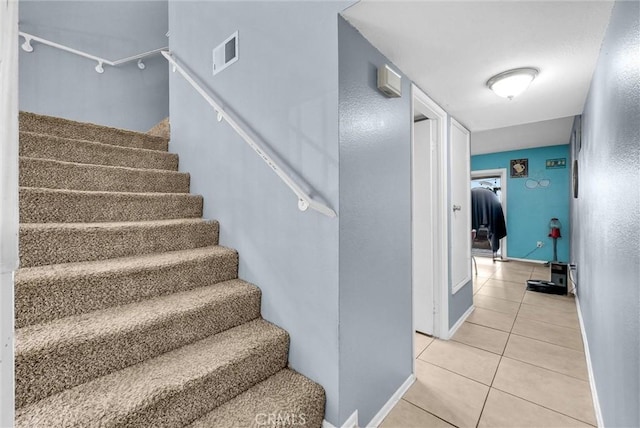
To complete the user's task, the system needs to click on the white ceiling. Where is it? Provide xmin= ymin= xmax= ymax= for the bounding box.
xmin=342 ymin=0 xmax=614 ymax=153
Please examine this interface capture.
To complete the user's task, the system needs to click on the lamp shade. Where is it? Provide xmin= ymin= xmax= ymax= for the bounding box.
xmin=487 ymin=68 xmax=538 ymax=99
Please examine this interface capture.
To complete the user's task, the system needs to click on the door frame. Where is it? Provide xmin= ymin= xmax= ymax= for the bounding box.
xmin=470 ymin=168 xmax=508 ymax=258
xmin=411 ymin=83 xmax=449 ymax=355
xmin=449 ymin=119 xmax=471 ymax=294
xmin=0 ymin=1 xmax=20 ymax=425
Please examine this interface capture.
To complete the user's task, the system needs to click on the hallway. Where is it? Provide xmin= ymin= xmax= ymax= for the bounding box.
xmin=381 ymin=258 xmax=596 ymax=427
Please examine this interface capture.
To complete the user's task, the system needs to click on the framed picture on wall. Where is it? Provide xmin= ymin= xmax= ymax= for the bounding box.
xmin=510 ymin=158 xmax=528 ymax=178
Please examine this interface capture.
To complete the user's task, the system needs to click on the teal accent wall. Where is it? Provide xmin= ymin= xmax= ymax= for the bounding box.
xmin=471 ymin=145 xmax=570 ymax=262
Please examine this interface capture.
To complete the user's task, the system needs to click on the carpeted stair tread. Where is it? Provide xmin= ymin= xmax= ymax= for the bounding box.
xmin=15 ymin=246 xmax=239 ymax=328
xmin=20 ymin=131 xmax=178 ymax=171
xmin=190 ymin=369 xmax=325 ymax=428
xmin=16 ymin=279 xmax=262 ymax=407
xmin=15 ymin=319 xmax=289 ymax=428
xmin=20 ymin=112 xmax=169 ymax=151
xmin=19 ymin=157 xmax=190 ymax=193
xmin=20 ymin=218 xmax=218 ymax=267
xmin=20 ymin=187 xmax=203 ymax=223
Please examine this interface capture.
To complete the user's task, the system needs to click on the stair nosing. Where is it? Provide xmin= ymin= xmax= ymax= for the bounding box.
xmin=15 ymin=319 xmax=288 ymax=424
xmin=19 ymin=156 xmax=188 ymax=177
xmin=19 ymin=186 xmax=202 ymax=198
xmin=20 ymin=130 xmax=171 ymax=154
xmin=20 ymin=112 xmax=169 ymax=148
xmin=16 ymin=279 xmax=260 ymax=353
xmin=19 ymin=218 xmax=213 ymax=231
xmin=15 ymin=245 xmax=237 ymax=279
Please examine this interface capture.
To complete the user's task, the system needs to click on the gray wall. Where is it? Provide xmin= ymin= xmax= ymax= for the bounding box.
xmin=168 ymin=2 xmax=348 ymax=424
xmin=571 ymin=2 xmax=640 ymax=427
xmin=338 ymin=17 xmax=413 ymax=425
xmin=19 ymin=1 xmax=168 ymax=131
xmin=449 ymin=278 xmax=473 ymax=328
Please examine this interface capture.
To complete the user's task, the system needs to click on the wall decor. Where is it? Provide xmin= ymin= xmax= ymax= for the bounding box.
xmin=525 ymin=178 xmax=551 ymax=189
xmin=546 ymin=158 xmax=567 ymax=169
xmin=510 ymin=158 xmax=528 ymax=178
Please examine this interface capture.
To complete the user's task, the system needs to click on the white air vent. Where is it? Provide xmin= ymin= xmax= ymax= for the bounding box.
xmin=377 ymin=64 xmax=402 ymax=98
xmin=213 ymin=31 xmax=238 ymax=75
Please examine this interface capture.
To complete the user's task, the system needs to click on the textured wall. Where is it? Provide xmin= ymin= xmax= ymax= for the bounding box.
xmin=471 ymin=145 xmax=571 ymax=262
xmin=168 ymin=2 xmax=347 ymax=424
xmin=338 ymin=16 xmax=413 ymax=425
xmin=571 ymin=1 xmax=640 ymax=426
xmin=19 ymin=1 xmax=168 ymax=131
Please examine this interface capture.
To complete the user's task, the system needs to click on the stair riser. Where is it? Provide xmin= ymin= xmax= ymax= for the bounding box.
xmin=20 ymin=112 xmax=168 ymax=151
xmin=16 ymin=288 xmax=263 ymax=408
xmin=120 ymin=335 xmax=289 ymax=428
xmin=20 ymin=158 xmax=190 ymax=194
xmin=19 ymin=221 xmax=218 ymax=268
xmin=190 ymin=369 xmax=326 ymax=428
xmin=15 ymin=249 xmax=239 ymax=328
xmin=20 ymin=132 xmax=178 ymax=171
xmin=20 ymin=188 xmax=203 ymax=223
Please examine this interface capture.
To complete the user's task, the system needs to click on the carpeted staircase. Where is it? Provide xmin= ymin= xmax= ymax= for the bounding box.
xmin=15 ymin=112 xmax=326 ymax=427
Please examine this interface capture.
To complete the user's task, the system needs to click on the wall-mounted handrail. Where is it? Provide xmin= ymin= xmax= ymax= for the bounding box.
xmin=162 ymin=51 xmax=336 ymax=218
xmin=19 ymin=32 xmax=167 ymax=73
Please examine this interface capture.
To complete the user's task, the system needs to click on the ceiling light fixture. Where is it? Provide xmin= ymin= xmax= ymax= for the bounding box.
xmin=486 ymin=67 xmax=539 ymax=100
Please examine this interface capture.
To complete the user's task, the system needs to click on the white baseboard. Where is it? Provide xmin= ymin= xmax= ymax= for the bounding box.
xmin=505 ymin=257 xmax=547 ymax=264
xmin=323 ymin=410 xmax=358 ymax=428
xmin=366 ymin=374 xmax=416 ymax=428
xmin=575 ymin=296 xmax=604 ymax=427
xmin=446 ymin=305 xmax=475 ymax=340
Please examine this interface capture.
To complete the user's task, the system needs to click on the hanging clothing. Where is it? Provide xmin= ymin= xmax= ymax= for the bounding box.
xmin=471 ymin=187 xmax=507 ymax=252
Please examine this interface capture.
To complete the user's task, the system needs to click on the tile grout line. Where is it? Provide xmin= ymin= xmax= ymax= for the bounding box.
xmin=399 ymin=398 xmax=461 ymax=428
xmin=474 ymin=272 xmax=528 ymax=428
xmin=508 ymin=330 xmax=586 ymax=353
xmin=415 ymin=356 xmax=495 ymax=388
xmin=491 ymin=273 xmax=596 ymax=426
xmin=488 ymin=386 xmax=598 ymax=427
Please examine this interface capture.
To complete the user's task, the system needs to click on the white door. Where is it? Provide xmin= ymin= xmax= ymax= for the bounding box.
xmin=412 ymin=119 xmax=435 ymax=335
xmin=449 ymin=120 xmax=472 ymax=293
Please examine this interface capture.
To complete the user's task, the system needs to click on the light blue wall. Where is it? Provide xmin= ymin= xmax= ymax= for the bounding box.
xmin=168 ymin=2 xmax=348 ymax=424
xmin=338 ymin=17 xmax=412 ymax=425
xmin=19 ymin=1 xmax=168 ymax=131
xmin=571 ymin=2 xmax=640 ymax=427
xmin=471 ymin=145 xmax=571 ymax=262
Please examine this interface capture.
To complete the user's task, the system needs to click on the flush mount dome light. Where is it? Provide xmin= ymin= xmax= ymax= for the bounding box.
xmin=487 ymin=67 xmax=539 ymax=99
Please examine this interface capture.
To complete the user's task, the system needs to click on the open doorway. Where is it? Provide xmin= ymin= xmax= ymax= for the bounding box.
xmin=471 ymin=168 xmax=508 ymax=259
xmin=411 ymin=84 xmax=449 ymax=357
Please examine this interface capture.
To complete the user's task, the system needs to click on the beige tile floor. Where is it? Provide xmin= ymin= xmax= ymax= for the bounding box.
xmin=380 ymin=258 xmax=597 ymax=428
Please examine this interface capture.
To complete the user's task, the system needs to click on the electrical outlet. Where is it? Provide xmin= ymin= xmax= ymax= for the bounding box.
xmin=536 ymin=241 xmax=544 ymax=248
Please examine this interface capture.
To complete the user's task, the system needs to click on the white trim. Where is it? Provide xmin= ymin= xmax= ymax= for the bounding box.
xmin=323 ymin=410 xmax=359 ymax=428
xmin=0 ymin=1 xmax=19 ymax=425
xmin=411 ymin=117 xmax=435 ymax=335
xmin=366 ymin=374 xmax=416 ymax=428
xmin=450 ymin=118 xmax=471 ymax=294
xmin=447 ymin=305 xmax=474 ymax=339
xmin=471 ymin=168 xmax=508 ymax=258
xmin=411 ymin=84 xmax=449 ymax=341
xmin=575 ymin=296 xmax=604 ymax=428
xmin=506 ymin=257 xmax=546 ymax=265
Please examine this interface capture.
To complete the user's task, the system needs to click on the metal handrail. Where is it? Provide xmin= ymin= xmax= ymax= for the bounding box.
xmin=162 ymin=51 xmax=336 ymax=218
xmin=19 ymin=32 xmax=167 ymax=73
